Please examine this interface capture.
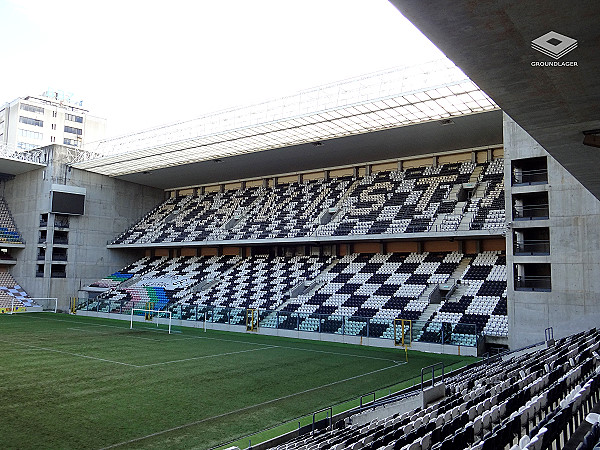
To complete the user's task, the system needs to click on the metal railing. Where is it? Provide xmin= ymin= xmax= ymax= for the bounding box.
xmin=515 ymin=275 xmax=551 ymax=291
xmin=514 ymin=240 xmax=550 ymax=255
xmin=513 ymin=204 xmax=549 ymax=220
xmin=421 ymin=362 xmax=445 ymax=390
xmin=512 ymin=169 xmax=548 ymax=185
xmin=54 ymin=219 xmax=69 ymax=228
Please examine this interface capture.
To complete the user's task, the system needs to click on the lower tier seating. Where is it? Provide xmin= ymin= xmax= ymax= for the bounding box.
xmin=278 ymin=251 xmax=463 ymax=338
xmin=85 ymin=251 xmax=508 ymax=345
xmin=88 ymin=255 xmax=240 ymax=313
xmin=0 ymin=271 xmax=35 ymax=310
xmin=268 ymin=328 xmax=600 ymax=450
xmin=418 ymin=251 xmax=507 ymax=344
xmin=192 ymin=255 xmax=333 ymax=311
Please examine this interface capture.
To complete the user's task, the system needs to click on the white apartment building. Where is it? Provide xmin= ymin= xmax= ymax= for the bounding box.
xmin=0 ymin=91 xmax=106 ymax=153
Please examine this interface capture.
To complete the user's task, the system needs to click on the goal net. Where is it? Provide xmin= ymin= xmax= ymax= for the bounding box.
xmin=130 ymin=308 xmax=172 ymax=334
xmin=31 ymin=298 xmax=58 ymax=313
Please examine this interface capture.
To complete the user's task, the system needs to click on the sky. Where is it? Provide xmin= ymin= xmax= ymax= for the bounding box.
xmin=1 ymin=0 xmax=446 ymax=139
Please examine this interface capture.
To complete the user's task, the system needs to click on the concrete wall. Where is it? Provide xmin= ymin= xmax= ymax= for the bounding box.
xmin=504 ymin=115 xmax=600 ymax=347
xmin=3 ymin=145 xmax=164 ymax=309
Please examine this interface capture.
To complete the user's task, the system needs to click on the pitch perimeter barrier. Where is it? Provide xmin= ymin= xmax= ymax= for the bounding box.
xmin=76 ymin=298 xmax=480 ymax=347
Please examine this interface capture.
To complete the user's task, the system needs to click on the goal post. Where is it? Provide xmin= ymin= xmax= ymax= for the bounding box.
xmin=246 ymin=308 xmax=258 ymax=332
xmin=394 ymin=318 xmax=412 ymax=347
xmin=130 ymin=308 xmax=172 ymax=334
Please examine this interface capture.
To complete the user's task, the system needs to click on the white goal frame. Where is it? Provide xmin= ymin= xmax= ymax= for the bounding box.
xmin=29 ymin=297 xmax=58 ymax=313
xmin=130 ymin=308 xmax=172 ymax=334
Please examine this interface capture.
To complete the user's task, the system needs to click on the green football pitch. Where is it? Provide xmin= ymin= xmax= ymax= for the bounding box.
xmin=0 ymin=313 xmax=475 ymax=449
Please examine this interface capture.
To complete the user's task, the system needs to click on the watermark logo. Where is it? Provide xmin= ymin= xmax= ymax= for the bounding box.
xmin=532 ymin=31 xmax=577 ymax=59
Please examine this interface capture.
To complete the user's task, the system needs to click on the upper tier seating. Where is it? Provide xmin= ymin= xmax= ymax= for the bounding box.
xmin=317 ymin=162 xmax=476 ymax=237
xmin=268 ymin=328 xmax=600 ymax=450
xmin=468 ymin=158 xmax=505 ymax=231
xmin=113 ymin=188 xmax=263 ymax=244
xmin=0 ymin=198 xmax=24 ymax=244
xmin=217 ymin=177 xmax=354 ymax=240
xmin=111 ymin=160 xmax=505 ymax=245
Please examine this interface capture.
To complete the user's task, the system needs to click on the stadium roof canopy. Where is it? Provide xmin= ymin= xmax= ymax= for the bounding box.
xmin=73 ymin=59 xmax=498 ymax=186
xmin=0 ymin=145 xmax=46 ymax=176
xmin=390 ymin=0 xmax=600 ymax=200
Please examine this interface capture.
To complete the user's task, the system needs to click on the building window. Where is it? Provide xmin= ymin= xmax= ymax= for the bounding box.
xmin=64 ymin=125 xmax=82 ymax=135
xmin=51 ymin=136 xmax=55 ymax=143
xmin=52 ymin=123 xmax=56 ymax=130
xmin=512 ymin=156 xmax=548 ymax=186
xmin=18 ymin=128 xmax=43 ymax=140
xmin=17 ymin=142 xmax=39 ymax=150
xmin=513 ymin=192 xmax=549 ymax=221
xmin=63 ymin=137 xmax=79 ymax=147
xmin=20 ymin=103 xmax=44 ymax=114
xmin=50 ymin=264 xmax=66 ymax=278
xmin=514 ymin=263 xmax=551 ymax=291
xmin=65 ymin=113 xmax=83 ymax=123
xmin=52 ymin=111 xmax=57 ymax=118
xmin=19 ymin=116 xmax=43 ymax=127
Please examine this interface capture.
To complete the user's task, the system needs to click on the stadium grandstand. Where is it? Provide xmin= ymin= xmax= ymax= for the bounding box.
xmin=1 ymin=1 xmax=599 ymax=448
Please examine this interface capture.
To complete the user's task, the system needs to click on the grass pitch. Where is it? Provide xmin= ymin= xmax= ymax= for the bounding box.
xmin=0 ymin=313 xmax=475 ymax=449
